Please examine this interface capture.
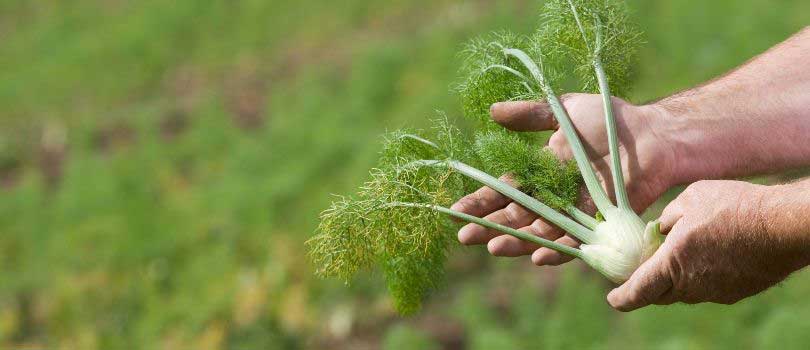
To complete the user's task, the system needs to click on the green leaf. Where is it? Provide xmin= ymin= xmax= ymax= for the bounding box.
xmin=456 ymin=32 xmax=539 ymax=130
xmin=473 ymin=130 xmax=580 ymax=210
xmin=536 ymin=0 xmax=642 ymax=96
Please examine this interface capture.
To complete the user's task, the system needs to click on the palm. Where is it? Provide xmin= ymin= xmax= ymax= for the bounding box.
xmin=453 ymin=94 xmax=675 ymax=265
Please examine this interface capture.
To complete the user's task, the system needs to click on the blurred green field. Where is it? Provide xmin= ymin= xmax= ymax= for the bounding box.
xmin=0 ymin=0 xmax=809 ymax=349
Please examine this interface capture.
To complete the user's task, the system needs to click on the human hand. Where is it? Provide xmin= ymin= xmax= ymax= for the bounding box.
xmin=607 ymin=180 xmax=810 ymax=311
xmin=452 ymin=93 xmax=680 ymax=265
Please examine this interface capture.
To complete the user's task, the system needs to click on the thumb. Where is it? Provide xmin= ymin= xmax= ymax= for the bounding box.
xmin=490 ymin=101 xmax=558 ymax=131
xmin=657 ymin=199 xmax=684 ymax=234
xmin=607 ymin=246 xmax=673 ymax=312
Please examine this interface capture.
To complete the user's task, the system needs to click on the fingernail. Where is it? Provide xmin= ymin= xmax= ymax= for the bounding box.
xmin=487 ymin=240 xmax=502 ymax=256
xmin=457 ymin=228 xmax=470 ymax=245
xmin=607 ymin=288 xmax=618 ymax=301
xmin=606 ymin=289 xmax=636 ymax=312
xmin=489 ymin=103 xmax=501 ymax=116
xmin=457 ymin=224 xmax=479 ymax=245
xmin=531 ymin=250 xmax=545 ymax=266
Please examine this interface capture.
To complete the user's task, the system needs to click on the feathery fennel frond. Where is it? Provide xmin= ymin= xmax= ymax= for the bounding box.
xmin=308 ymin=115 xmax=587 ymax=313
xmin=456 ymin=32 xmax=538 ymax=130
xmin=369 ymin=169 xmax=456 ymax=314
xmin=540 ymin=0 xmax=642 ymax=209
xmin=307 ymin=166 xmax=457 ymax=314
xmin=538 ymin=0 xmax=642 ymax=96
xmin=370 ymin=167 xmax=458 ymax=314
xmin=473 ymin=130 xmax=580 ymax=210
xmin=308 ymin=119 xmax=469 ymax=314
xmin=308 ymin=195 xmax=378 ymax=281
xmin=311 ymin=0 xmax=660 ymax=314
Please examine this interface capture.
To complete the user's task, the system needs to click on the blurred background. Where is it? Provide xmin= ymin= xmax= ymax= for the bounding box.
xmin=1 ymin=0 xmax=809 ymax=349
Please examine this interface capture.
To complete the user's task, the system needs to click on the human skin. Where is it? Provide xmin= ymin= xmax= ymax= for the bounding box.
xmin=452 ymin=27 xmax=810 ymax=308
xmin=608 ymin=179 xmax=810 ymax=311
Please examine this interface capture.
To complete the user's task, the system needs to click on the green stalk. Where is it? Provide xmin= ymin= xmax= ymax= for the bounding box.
xmin=543 ymin=91 xmax=615 ymax=214
xmin=484 ymin=64 xmax=532 ymax=83
xmin=410 ymin=159 xmax=596 ymax=243
xmin=400 ymin=133 xmax=599 ymax=229
xmin=592 ymin=21 xmax=631 ymax=211
xmin=564 ymin=2 xmax=632 ymax=211
xmin=399 ymin=134 xmax=440 ymax=150
xmin=565 ymin=206 xmax=598 ymax=230
xmin=502 ymin=46 xmax=615 ymax=214
xmin=484 ymin=64 xmax=538 ymax=94
xmin=567 ymin=0 xmax=591 ymax=51
xmin=503 ymin=48 xmax=547 ymax=86
xmin=593 ymin=59 xmax=630 ymax=211
xmin=391 ymin=202 xmax=583 ymax=258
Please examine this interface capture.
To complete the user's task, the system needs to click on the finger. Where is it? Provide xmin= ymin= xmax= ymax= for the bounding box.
xmin=487 ymin=219 xmax=565 ymax=257
xmin=658 ymin=200 xmax=684 ymax=234
xmin=451 ymin=175 xmax=516 ymax=219
xmin=458 ymin=202 xmax=537 ymax=245
xmin=531 ymin=235 xmax=580 ymax=266
xmin=545 ymin=134 xmax=570 ymax=160
xmin=490 ymin=101 xmax=558 ymax=132
xmin=607 ymin=246 xmax=674 ymax=312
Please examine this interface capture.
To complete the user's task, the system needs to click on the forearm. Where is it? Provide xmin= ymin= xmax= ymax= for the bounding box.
xmin=649 ymin=27 xmax=810 ymax=184
xmin=758 ymin=178 xmax=810 ymax=267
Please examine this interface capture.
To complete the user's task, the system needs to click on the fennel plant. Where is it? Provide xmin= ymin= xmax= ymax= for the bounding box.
xmin=307 ymin=0 xmax=663 ymax=314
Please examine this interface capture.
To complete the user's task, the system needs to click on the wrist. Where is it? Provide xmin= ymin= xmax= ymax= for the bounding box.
xmin=643 ymin=97 xmax=753 ymax=186
xmin=637 ymin=103 xmax=703 ymax=189
xmin=647 ymin=91 xmax=810 ymax=184
xmin=755 ymin=181 xmax=810 ymax=267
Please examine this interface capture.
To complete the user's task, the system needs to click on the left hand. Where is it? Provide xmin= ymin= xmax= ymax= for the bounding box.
xmin=452 ymin=95 xmax=680 ymax=265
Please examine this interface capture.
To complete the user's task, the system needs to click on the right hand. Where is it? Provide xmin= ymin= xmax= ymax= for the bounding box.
xmin=608 ymin=180 xmax=810 ymax=311
xmin=451 ymin=93 xmax=680 ymax=266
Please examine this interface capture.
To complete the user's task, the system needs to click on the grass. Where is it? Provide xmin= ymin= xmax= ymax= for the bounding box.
xmin=0 ymin=0 xmax=808 ymax=349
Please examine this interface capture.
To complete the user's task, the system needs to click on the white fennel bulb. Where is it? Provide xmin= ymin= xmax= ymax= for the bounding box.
xmin=582 ymin=208 xmax=664 ymax=283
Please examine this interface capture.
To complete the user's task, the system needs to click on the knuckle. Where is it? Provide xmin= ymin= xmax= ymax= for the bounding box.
xmin=531 ymin=219 xmax=560 ymax=239
xmin=559 ymin=92 xmax=586 ymax=104
xmin=667 ymin=246 xmax=694 ymax=286
xmin=658 ymin=247 xmax=686 ymax=293
xmin=676 ymin=186 xmax=701 ymax=204
xmin=532 ymin=101 xmax=557 ymax=126
xmin=498 ymin=174 xmax=517 ymax=187
xmin=451 ymin=196 xmax=474 ymax=213
xmin=560 ymin=93 xmax=600 ymax=114
xmin=452 ymin=192 xmax=482 ymax=213
xmin=470 ymin=190 xmax=487 ymax=207
xmin=680 ymin=186 xmax=696 ymax=198
xmin=502 ymin=203 xmax=523 ymax=226
xmin=688 ymin=180 xmax=713 ymax=194
xmin=660 ymin=201 xmax=680 ymax=217
xmin=559 ymin=92 xmax=577 ymax=102
xmin=625 ymin=289 xmax=651 ymax=308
